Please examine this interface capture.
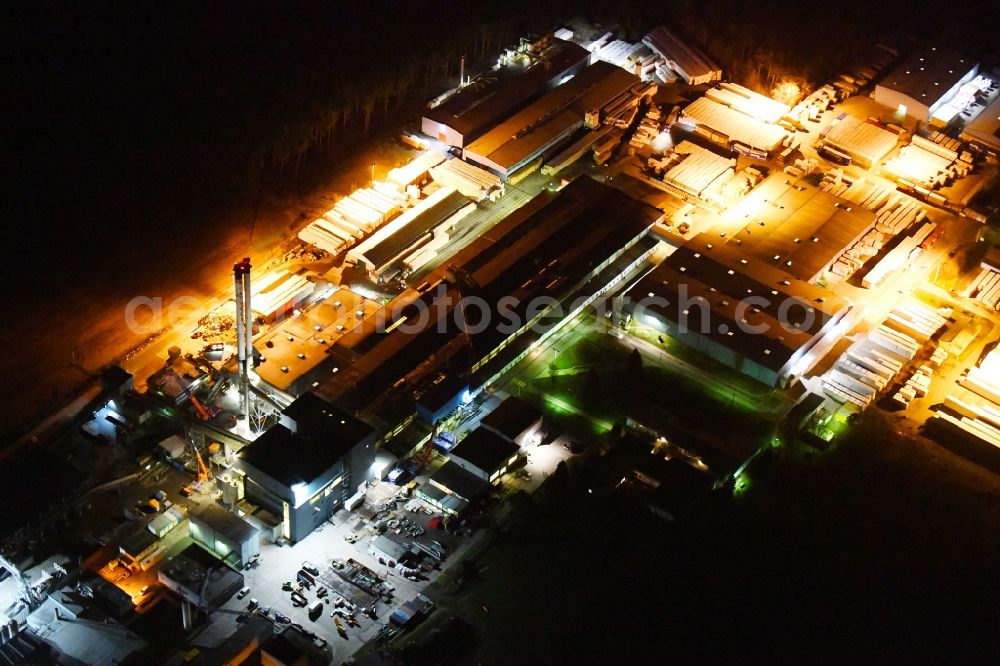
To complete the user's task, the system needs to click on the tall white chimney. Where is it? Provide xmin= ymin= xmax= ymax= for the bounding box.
xmin=234 ymin=258 xmax=253 ymax=434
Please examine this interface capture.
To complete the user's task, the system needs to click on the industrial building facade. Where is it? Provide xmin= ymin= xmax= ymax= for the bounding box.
xmin=463 ymin=61 xmax=642 ymax=178
xmin=421 ymin=37 xmax=589 ymax=148
xmin=447 ymin=427 xmax=523 ymax=484
xmin=626 ymin=234 xmax=852 ymax=387
xmin=873 ymin=47 xmax=978 ymax=125
xmin=234 ymin=394 xmax=376 ymax=543
xmin=187 ymin=501 xmax=260 ymax=569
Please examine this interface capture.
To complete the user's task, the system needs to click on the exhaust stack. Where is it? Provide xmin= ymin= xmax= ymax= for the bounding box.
xmin=233 ymin=258 xmax=252 ymax=434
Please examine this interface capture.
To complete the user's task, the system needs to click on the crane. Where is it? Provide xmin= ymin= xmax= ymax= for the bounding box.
xmin=194 ymin=447 xmax=210 ymax=483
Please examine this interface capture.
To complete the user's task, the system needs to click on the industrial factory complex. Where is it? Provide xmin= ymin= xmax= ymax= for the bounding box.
xmin=3 ymin=19 xmax=1000 ymax=666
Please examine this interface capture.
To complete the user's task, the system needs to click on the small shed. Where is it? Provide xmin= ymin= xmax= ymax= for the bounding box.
xmin=369 ymin=535 xmax=409 ymax=566
xmin=157 ymin=435 xmax=187 ymax=460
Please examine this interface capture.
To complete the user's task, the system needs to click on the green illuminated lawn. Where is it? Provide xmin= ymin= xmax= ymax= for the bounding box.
xmin=518 ymin=332 xmax=775 ymax=451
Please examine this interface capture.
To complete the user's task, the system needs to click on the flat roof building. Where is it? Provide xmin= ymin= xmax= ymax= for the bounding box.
xmin=187 ymin=501 xmax=260 ymax=569
xmin=448 ymin=427 xmax=523 ymax=484
xmin=158 ymin=543 xmax=244 ymax=610
xmin=480 ymin=395 xmax=544 ymax=447
xmin=464 ymin=61 xmax=641 ymax=178
xmin=252 ymin=287 xmax=378 ymax=394
xmin=873 ymin=47 xmax=978 ymax=124
xmin=424 ymin=460 xmax=490 ymax=509
xmin=715 ymin=175 xmax=876 ymax=283
xmin=422 ymin=37 xmax=590 ymax=148
xmin=415 ymin=373 xmax=469 ymax=426
xmin=626 ymin=233 xmax=852 ymax=387
xmin=235 ymin=393 xmax=376 ymax=543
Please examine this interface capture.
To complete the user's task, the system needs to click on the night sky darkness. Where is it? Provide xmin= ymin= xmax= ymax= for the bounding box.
xmin=5 ymin=0 xmax=997 ymax=312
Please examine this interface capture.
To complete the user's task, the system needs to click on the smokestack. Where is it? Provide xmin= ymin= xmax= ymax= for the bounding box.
xmin=234 ymin=258 xmax=252 ymax=434
xmin=459 ymin=55 xmax=465 ymax=87
xmin=234 ymin=262 xmax=246 ymax=368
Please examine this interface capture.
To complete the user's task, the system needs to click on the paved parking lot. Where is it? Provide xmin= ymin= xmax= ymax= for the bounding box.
xmin=191 ymin=483 xmax=475 ymax=661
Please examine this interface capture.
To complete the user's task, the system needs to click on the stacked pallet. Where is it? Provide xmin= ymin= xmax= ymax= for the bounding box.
xmin=883 ymin=301 xmax=947 ymax=341
xmin=386 ymin=151 xmax=446 ymax=191
xmin=860 ymin=221 xmax=935 ymax=289
xmin=821 ymin=174 xmax=895 ymax=211
xmin=828 ymin=194 xmax=926 ymax=280
xmin=967 ymin=267 xmax=1000 ymax=310
xmin=592 ymin=39 xmax=648 ymax=72
xmin=821 ymin=303 xmax=941 ymax=408
xmin=883 ymin=137 xmax=957 ymax=189
xmin=430 ymin=158 xmax=503 ymax=201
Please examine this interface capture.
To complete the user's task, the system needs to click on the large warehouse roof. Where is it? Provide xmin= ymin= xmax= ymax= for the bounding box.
xmin=680 ymin=97 xmax=786 ymax=152
xmin=464 ymin=61 xmax=640 ymax=175
xmin=349 ymin=187 xmax=470 ymax=271
xmin=718 ymin=175 xmax=875 ymax=283
xmin=423 ymin=39 xmax=589 ymax=140
xmin=253 ymin=287 xmax=377 ymax=391
xmin=631 ymin=234 xmax=848 ymax=372
xmin=964 ymin=93 xmax=1000 ymax=150
xmin=318 ymin=177 xmax=660 ymax=410
xmin=824 ymin=116 xmax=898 ymax=167
xmin=878 ymin=46 xmax=976 ymax=106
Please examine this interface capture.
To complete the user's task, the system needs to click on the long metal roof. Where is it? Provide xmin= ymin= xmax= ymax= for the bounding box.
xmin=423 ymin=39 xmax=589 ymax=139
xmin=878 ymin=46 xmax=976 ymax=105
xmin=464 ymin=61 xmax=639 ymax=174
xmin=680 ymin=97 xmax=786 ymax=152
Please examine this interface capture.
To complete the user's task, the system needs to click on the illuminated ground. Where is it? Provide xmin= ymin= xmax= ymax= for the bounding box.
xmin=382 ymin=409 xmax=1000 ymax=663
